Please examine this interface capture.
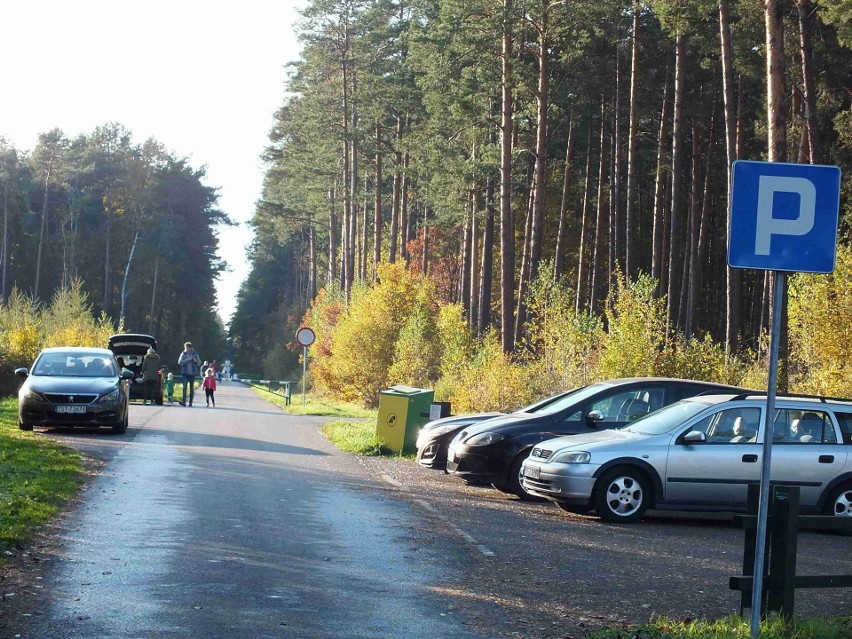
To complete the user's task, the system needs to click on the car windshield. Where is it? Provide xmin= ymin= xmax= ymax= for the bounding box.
xmin=33 ymin=352 xmax=117 ymax=378
xmin=621 ymin=399 xmax=713 ymax=435
xmin=523 ymin=383 xmax=610 ymax=416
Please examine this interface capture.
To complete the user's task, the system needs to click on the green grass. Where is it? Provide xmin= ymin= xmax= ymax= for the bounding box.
xmin=320 ymin=419 xmax=386 ymax=455
xmin=0 ymin=397 xmax=84 ymax=553
xmin=587 ymin=614 xmax=852 ymax=638
xmin=247 ymin=385 xmax=376 ymax=418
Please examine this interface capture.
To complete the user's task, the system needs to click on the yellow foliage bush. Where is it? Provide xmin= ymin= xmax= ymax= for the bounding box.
xmin=597 ymin=273 xmax=667 ymax=379
xmin=320 ymin=264 xmax=428 ymax=406
xmin=788 ymin=245 xmax=852 ymax=396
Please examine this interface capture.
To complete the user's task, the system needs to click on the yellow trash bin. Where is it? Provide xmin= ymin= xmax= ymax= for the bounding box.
xmin=376 ymin=385 xmax=435 ymax=454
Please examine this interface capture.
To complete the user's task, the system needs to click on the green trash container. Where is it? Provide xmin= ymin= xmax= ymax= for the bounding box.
xmin=376 ymin=385 xmax=435 ymax=454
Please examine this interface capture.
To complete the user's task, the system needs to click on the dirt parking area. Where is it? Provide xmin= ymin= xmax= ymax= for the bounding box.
xmin=358 ymin=454 xmax=852 ymax=638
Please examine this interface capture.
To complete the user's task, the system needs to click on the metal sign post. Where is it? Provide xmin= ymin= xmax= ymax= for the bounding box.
xmin=727 ymin=160 xmax=840 ymax=638
xmin=295 ymin=326 xmax=316 ymax=408
xmin=750 ymin=270 xmax=785 ymax=637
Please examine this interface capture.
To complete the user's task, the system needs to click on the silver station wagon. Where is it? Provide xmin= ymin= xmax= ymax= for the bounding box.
xmin=521 ymin=392 xmax=852 ymax=523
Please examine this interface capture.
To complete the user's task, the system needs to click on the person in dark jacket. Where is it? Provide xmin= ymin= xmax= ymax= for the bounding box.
xmin=178 ymin=342 xmax=201 ymax=407
xmin=141 ymin=347 xmax=161 ymax=405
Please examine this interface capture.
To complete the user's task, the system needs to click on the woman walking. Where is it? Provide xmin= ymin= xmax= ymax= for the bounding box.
xmin=141 ymin=347 xmax=161 ymax=405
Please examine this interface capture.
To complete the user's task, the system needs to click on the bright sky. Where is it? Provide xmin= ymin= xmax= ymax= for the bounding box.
xmin=0 ymin=0 xmax=305 ymax=327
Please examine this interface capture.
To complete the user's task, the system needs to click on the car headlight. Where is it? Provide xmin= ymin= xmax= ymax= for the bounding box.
xmin=98 ymin=389 xmax=122 ymax=404
xmin=550 ymin=451 xmax=591 ymax=464
xmin=20 ymin=388 xmax=45 ymax=402
xmin=465 ymin=432 xmax=506 ymax=446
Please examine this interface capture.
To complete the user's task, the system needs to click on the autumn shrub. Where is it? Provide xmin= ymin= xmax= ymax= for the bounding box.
xmin=522 ymin=263 xmax=602 ymax=394
xmin=660 ymin=333 xmax=749 ymax=386
xmin=387 ymin=281 xmax=441 ymax=388
xmin=319 ymin=263 xmax=427 ymax=406
xmin=788 ymin=245 xmax=852 ymax=396
xmin=440 ymin=331 xmax=540 ymax=414
xmin=597 ymin=273 xmax=668 ymax=379
xmin=0 ymin=281 xmax=117 ymax=396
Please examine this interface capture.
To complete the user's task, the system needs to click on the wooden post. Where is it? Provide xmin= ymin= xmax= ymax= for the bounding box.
xmin=768 ymin=486 xmax=800 ymax=618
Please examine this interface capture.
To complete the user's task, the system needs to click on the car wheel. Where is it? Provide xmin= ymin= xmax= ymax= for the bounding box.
xmin=18 ymin=421 xmax=33 ymax=432
xmin=556 ymin=502 xmax=592 ymax=515
xmin=593 ymin=467 xmax=650 ymax=523
xmin=507 ymin=455 xmax=546 ymax=502
xmin=823 ymin=483 xmax=852 ymax=534
xmin=113 ymin=414 xmax=128 ymax=435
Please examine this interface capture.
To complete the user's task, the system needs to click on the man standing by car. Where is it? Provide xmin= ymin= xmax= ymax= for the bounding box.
xmin=141 ymin=347 xmax=162 ymax=405
xmin=178 ymin=342 xmax=201 ymax=407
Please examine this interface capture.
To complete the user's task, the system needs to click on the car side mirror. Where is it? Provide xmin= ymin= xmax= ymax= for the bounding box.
xmin=682 ymin=430 xmax=706 ymax=445
xmin=586 ymin=410 xmax=604 ymax=426
xmin=121 ymin=368 xmax=134 ymax=380
xmin=14 ymin=367 xmax=28 ymax=378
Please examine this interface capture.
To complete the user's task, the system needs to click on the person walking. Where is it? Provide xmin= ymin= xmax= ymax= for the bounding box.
xmin=140 ymin=347 xmax=161 ymax=405
xmin=202 ymin=368 xmax=217 ymax=407
xmin=178 ymin=342 xmax=201 ymax=407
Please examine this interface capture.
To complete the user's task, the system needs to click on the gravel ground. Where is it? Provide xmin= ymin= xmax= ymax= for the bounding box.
xmin=356 ymin=454 xmax=852 ymax=638
xmin=3 ymin=432 xmax=851 ymax=638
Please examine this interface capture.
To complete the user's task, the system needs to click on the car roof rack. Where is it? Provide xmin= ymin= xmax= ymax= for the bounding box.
xmin=726 ymin=391 xmax=852 ymax=404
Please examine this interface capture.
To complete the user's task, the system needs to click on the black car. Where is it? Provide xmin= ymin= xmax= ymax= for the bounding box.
xmin=108 ymin=333 xmax=163 ymax=405
xmin=445 ymin=378 xmax=745 ymax=499
xmin=416 ymin=412 xmax=504 ymax=468
xmin=16 ymin=347 xmax=133 ymax=433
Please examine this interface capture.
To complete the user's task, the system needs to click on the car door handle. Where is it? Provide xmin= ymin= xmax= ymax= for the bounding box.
xmin=819 ymin=455 xmax=834 ymax=464
xmin=742 ymin=454 xmax=758 ymax=463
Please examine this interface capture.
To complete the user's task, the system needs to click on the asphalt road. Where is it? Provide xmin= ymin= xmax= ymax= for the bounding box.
xmin=10 ymin=383 xmax=502 ymax=639
xmin=6 ymin=384 xmax=852 ymax=639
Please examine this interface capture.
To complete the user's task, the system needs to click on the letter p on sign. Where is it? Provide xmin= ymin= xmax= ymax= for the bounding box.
xmin=755 ymin=176 xmax=816 ymax=256
xmin=728 ymin=161 xmax=841 ymax=274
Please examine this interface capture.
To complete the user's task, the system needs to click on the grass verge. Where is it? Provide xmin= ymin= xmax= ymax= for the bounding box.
xmin=587 ymin=614 xmax=852 ymax=638
xmin=0 ymin=397 xmax=83 ymax=554
xmin=320 ymin=419 xmax=385 ymax=455
xmin=247 ymin=386 xmax=376 ymax=418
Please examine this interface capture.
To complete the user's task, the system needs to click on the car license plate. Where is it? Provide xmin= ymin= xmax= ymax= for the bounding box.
xmin=56 ymin=405 xmax=86 ymax=414
xmin=524 ymin=465 xmax=541 ymax=480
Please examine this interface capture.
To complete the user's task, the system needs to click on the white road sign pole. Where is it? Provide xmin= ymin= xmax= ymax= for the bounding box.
xmin=295 ymin=327 xmax=316 ymax=408
xmin=302 ymin=346 xmax=307 ymax=406
xmin=750 ymin=270 xmax=785 ymax=638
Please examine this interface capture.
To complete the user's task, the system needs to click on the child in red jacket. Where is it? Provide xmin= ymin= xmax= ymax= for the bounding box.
xmin=202 ymin=368 xmax=217 ymax=407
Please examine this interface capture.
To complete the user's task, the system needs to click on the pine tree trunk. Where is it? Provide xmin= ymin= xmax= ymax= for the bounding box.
xmin=401 ymin=150 xmax=410 ymax=262
xmin=119 ymin=229 xmax=140 ymax=325
xmin=148 ymin=254 xmax=159 ymax=335
xmin=625 ymin=2 xmax=640 ymax=278
xmin=361 ymin=176 xmax=369 ymax=280
xmin=514 ymin=167 xmax=535 ymax=345
xmin=341 ymin=31 xmax=353 ymax=296
xmin=529 ymin=0 xmax=550 ymax=285
xmin=554 ymin=112 xmax=575 ymax=280
xmin=590 ymin=95 xmax=608 ymax=313
xmin=469 ymin=191 xmax=480 ymax=327
xmin=796 ymin=0 xmax=819 ymax=164
xmin=652 ymin=63 xmax=671 ymax=295
xmin=389 ymin=115 xmax=403 ymax=264
xmin=34 ymin=162 xmax=52 ymax=301
xmin=666 ymin=33 xmax=687 ymax=330
xmin=611 ymin=52 xmax=622 ymax=275
xmin=460 ymin=197 xmax=472 ymax=310
xmin=328 ymin=185 xmax=338 ymax=288
xmin=374 ymin=121 xmax=383 ymax=280
xmin=500 ymin=0 xmax=516 ymax=354
xmin=766 ymin=0 xmax=789 ymax=391
xmin=479 ymin=178 xmax=495 ymax=332
xmin=1 ymin=181 xmax=8 ymax=305
xmin=683 ymin=128 xmax=702 ymax=336
xmin=575 ymin=123 xmax=594 ymax=312
xmin=720 ymin=0 xmax=741 ymax=354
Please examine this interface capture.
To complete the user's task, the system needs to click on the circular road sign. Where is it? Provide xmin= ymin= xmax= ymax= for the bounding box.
xmin=295 ymin=326 xmax=316 ymax=347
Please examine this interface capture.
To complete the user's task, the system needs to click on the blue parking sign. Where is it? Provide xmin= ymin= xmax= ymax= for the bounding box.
xmin=728 ymin=160 xmax=841 ymax=273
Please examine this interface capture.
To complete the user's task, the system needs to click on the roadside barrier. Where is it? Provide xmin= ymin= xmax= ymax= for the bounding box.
xmin=241 ymin=379 xmax=295 ymax=405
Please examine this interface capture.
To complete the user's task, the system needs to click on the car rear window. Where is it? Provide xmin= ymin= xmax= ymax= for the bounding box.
xmin=835 ymin=412 xmax=852 ymax=444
